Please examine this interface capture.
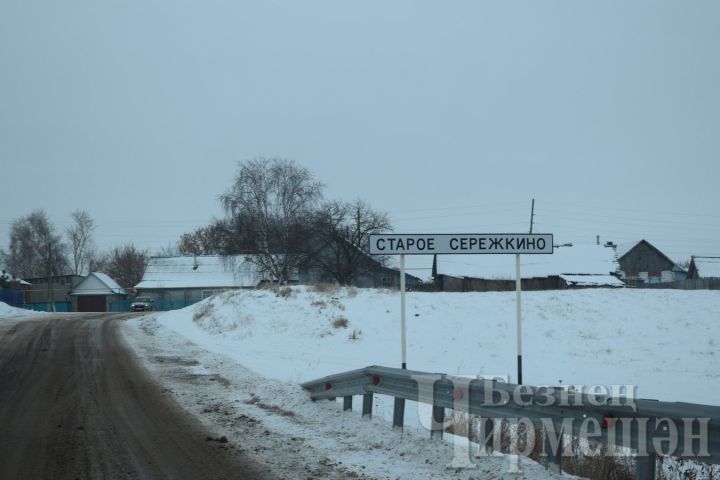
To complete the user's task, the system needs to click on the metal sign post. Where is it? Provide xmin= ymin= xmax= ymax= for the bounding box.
xmin=400 ymin=254 xmax=407 ymax=370
xmin=515 ymin=253 xmax=523 ymax=385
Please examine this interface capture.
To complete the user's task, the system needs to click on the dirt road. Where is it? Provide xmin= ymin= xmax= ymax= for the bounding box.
xmin=0 ymin=313 xmax=270 ymax=480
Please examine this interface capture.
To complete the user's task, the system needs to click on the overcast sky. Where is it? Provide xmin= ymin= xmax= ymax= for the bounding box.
xmin=1 ymin=1 xmax=719 ymax=264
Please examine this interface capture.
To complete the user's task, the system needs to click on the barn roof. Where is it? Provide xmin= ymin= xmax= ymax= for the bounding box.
xmin=134 ymin=255 xmax=279 ymax=290
xmin=690 ymin=257 xmax=720 ymax=278
xmin=436 ymin=243 xmax=619 ymax=281
xmin=616 ymin=239 xmax=685 ymax=271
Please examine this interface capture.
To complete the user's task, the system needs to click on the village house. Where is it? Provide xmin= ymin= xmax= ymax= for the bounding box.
xmin=69 ymin=272 xmax=127 ymax=312
xmin=20 ymin=274 xmax=85 ymax=311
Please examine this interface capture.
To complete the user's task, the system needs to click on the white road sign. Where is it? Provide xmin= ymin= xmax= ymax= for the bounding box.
xmin=369 ymin=233 xmax=553 ymax=255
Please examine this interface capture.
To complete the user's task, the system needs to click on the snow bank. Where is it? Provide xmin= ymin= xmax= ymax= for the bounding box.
xmin=157 ymin=286 xmax=720 ymax=406
xmin=0 ymin=301 xmax=44 ymax=319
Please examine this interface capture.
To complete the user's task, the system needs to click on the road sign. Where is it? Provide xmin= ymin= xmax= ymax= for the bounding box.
xmin=369 ymin=233 xmax=553 ymax=255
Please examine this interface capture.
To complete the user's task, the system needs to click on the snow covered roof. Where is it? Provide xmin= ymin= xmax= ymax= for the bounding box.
xmin=0 ymin=270 xmax=31 ymax=286
xmin=691 ymin=257 xmax=720 ymax=278
xmin=71 ymin=272 xmax=126 ymax=296
xmin=559 ymin=274 xmax=625 ymax=287
xmin=437 ymin=243 xmax=619 ymax=280
xmin=134 ymin=255 xmax=275 ymax=290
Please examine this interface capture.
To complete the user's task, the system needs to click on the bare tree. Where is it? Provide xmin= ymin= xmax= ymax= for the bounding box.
xmin=220 ymin=158 xmax=323 ymax=284
xmin=5 ymin=210 xmax=68 ymax=311
xmin=5 ymin=210 xmax=68 ymax=279
xmin=178 ymin=221 xmax=230 ymax=256
xmin=66 ymin=210 xmax=96 ymax=275
xmin=309 ymin=199 xmax=392 ymax=285
xmin=99 ymin=244 xmax=149 ymax=290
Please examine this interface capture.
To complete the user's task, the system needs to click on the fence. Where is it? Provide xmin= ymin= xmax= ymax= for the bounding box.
xmin=638 ymin=279 xmax=720 ymax=290
xmin=109 ymin=299 xmax=201 ymax=312
xmin=21 ymin=302 xmax=72 ymax=312
xmin=302 ymin=365 xmax=720 ymax=480
xmin=0 ymin=287 xmax=23 ymax=308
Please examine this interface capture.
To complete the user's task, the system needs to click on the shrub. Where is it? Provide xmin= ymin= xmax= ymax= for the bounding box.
xmin=311 ymin=283 xmax=339 ymax=294
xmin=276 ymin=286 xmax=293 ymax=298
xmin=331 ymin=317 xmax=349 ymax=329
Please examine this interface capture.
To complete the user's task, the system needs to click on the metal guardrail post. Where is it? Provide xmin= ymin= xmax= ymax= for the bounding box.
xmin=431 ymin=405 xmax=444 ymax=439
xmin=544 ymin=432 xmax=562 ymax=474
xmin=634 ymin=453 xmax=656 ymax=480
xmin=393 ymin=398 xmax=405 ymax=429
xmin=343 ymin=396 xmax=352 ymax=411
xmin=480 ymin=417 xmax=494 ymax=455
xmin=362 ymin=393 xmax=373 ymax=418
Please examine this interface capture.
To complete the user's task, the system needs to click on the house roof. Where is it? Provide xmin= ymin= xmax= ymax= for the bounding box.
xmin=134 ymin=255 xmax=275 ymax=290
xmin=71 ymin=272 xmax=126 ymax=296
xmin=0 ymin=270 xmax=31 ymax=286
xmin=436 ymin=243 xmax=619 ymax=280
xmin=690 ymin=257 xmax=720 ymax=278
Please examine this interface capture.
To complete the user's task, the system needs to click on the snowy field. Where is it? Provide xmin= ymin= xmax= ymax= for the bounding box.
xmin=120 ymin=287 xmax=719 ymax=479
xmin=153 ymin=287 xmax=719 ymax=405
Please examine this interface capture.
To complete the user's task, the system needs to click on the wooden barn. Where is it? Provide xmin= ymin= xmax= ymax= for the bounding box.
xmin=616 ymin=240 xmax=686 ymax=286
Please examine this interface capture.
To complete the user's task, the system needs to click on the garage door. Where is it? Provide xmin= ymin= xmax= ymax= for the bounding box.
xmin=77 ymin=296 xmax=107 ymax=312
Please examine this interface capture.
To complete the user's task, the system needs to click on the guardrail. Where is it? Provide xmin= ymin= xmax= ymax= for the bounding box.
xmin=301 ymin=365 xmax=720 ymax=480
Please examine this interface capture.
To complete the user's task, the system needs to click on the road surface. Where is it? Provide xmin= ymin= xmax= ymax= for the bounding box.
xmin=0 ymin=313 xmax=270 ymax=480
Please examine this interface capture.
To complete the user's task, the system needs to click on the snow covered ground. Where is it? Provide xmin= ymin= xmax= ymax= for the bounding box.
xmin=150 ymin=287 xmax=719 ymax=405
xmin=121 ymin=286 xmax=719 ymax=479
xmin=0 ymin=301 xmax=45 ymax=319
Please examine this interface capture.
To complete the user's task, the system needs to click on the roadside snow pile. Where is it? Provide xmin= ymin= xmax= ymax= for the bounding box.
xmin=0 ymin=301 xmax=43 ymax=319
xmin=125 ymin=316 xmax=560 ymax=480
xmin=157 ymin=286 xmax=720 ymax=405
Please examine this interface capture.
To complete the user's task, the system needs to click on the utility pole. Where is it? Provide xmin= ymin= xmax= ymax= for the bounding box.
xmin=529 ymin=198 xmax=535 ymax=234
xmin=516 ymin=198 xmax=535 ymax=385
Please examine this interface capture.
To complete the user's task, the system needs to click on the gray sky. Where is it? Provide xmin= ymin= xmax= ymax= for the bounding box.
xmin=1 ymin=0 xmax=719 ymax=263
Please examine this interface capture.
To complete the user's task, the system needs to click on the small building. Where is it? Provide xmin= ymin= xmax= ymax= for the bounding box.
xmin=432 ymin=243 xmax=622 ymax=292
xmin=617 ymin=240 xmax=686 ymax=286
xmin=687 ymin=256 xmax=720 ymax=279
xmin=20 ymin=274 xmax=85 ymax=311
xmin=69 ymin=272 xmax=127 ymax=312
xmin=134 ymin=255 xmax=274 ymax=310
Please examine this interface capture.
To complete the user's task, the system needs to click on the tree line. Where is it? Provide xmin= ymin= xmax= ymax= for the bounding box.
xmin=0 ymin=209 xmax=149 ymax=290
xmin=0 ymin=158 xmax=391 ymax=289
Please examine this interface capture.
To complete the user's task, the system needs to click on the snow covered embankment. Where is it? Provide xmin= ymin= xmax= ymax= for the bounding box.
xmin=122 ymin=286 xmax=720 ymax=479
xmin=0 ymin=301 xmax=45 ymax=319
xmin=124 ymin=311 xmax=560 ymax=480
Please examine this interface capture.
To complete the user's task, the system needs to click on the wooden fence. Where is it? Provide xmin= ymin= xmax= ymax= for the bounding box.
xmin=638 ymin=278 xmax=720 ymax=290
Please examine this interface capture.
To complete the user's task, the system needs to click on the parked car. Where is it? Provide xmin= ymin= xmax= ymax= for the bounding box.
xmin=130 ymin=296 xmax=155 ymax=312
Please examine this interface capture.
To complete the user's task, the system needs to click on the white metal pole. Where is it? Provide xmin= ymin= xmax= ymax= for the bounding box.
xmin=515 ymin=253 xmax=523 ymax=384
xmin=400 ymin=254 xmax=407 ymax=369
